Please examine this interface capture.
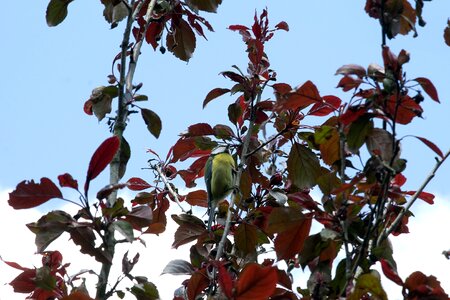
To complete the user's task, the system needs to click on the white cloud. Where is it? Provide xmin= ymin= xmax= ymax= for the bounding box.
xmin=1 ymin=188 xmax=449 ymax=299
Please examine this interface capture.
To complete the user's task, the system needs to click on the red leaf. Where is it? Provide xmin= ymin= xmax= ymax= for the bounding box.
xmin=275 ymin=80 xmax=321 ymax=111
xmin=386 ymin=95 xmax=423 ymax=125
xmin=84 ymin=136 xmax=120 ymax=194
xmin=61 ymin=292 xmax=96 ymax=300
xmin=187 ymin=269 xmax=209 ymax=300
xmin=380 ymin=259 xmax=404 ymax=286
xmin=392 ymin=173 xmax=407 ymax=187
xmin=235 ymin=263 xmax=278 ymax=300
xmin=185 ymin=123 xmax=215 ymax=137
xmin=203 ymin=88 xmax=230 ymax=108
xmin=2 ymin=258 xmax=29 ymax=271
xmin=275 ymin=21 xmax=289 ymax=31
xmin=9 ymin=269 xmax=36 ymax=293
xmin=83 ymin=100 xmax=93 ymax=115
xmin=228 ymin=25 xmax=250 ymax=31
xmin=404 ymin=271 xmax=448 ymax=299
xmin=145 ymin=22 xmax=163 ymax=50
xmin=405 ymin=191 xmax=435 ymax=204
xmin=337 ymin=75 xmax=363 ymax=91
xmin=127 ymin=177 xmax=152 ymax=191
xmin=8 ymin=178 xmax=63 ymax=209
xmin=218 ymin=263 xmax=233 ymax=298
xmin=58 ymin=173 xmax=79 ymax=190
xmin=273 ymin=215 xmax=312 ymax=260
xmin=413 ymin=136 xmax=444 ymax=158
xmin=185 ymin=190 xmax=208 ymax=207
xmin=415 ymin=77 xmax=440 ymax=103
xmin=308 ymin=95 xmax=341 ymax=116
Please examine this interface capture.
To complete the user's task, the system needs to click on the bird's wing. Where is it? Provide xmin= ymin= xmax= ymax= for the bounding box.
xmin=204 ymin=155 xmax=213 ymax=214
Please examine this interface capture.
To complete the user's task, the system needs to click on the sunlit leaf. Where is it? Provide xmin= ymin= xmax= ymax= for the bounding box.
xmin=287 ymin=143 xmax=321 ymax=189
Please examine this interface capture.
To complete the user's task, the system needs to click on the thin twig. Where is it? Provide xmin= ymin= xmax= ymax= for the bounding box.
xmin=214 ymin=83 xmax=267 ymax=261
xmin=377 ymin=148 xmax=450 ymax=246
xmin=153 ymin=163 xmax=187 ymax=213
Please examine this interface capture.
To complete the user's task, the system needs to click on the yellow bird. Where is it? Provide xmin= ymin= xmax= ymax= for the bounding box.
xmin=204 ymin=146 xmax=236 ymax=231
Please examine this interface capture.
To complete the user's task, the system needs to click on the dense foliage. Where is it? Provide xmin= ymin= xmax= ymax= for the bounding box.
xmin=5 ymin=0 xmax=449 ymax=299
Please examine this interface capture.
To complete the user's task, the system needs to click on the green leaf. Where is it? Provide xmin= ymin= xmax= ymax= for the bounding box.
xmin=35 ymin=266 xmax=57 ymax=291
xmin=287 ymin=143 xmax=321 ymax=189
xmin=349 ymin=271 xmax=388 ymax=300
xmin=130 ymin=281 xmax=160 ymax=300
xmin=119 ymin=136 xmax=130 ymax=180
xmin=347 ymin=115 xmax=373 ymax=153
xmin=134 ymin=95 xmax=149 ymax=101
xmin=113 ymin=220 xmax=134 ymax=242
xmin=26 ymin=210 xmax=74 ymax=252
xmin=141 ymin=108 xmax=162 ymax=138
xmin=46 ymin=0 xmax=72 ymax=27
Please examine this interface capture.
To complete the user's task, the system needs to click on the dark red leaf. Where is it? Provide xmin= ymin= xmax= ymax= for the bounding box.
xmin=84 ymin=136 xmax=120 ymax=194
xmin=203 ymin=88 xmax=230 ymax=108
xmin=413 ymin=136 xmax=444 ymax=158
xmin=404 ymin=271 xmax=448 ymax=299
xmin=145 ymin=22 xmax=163 ymax=50
xmin=187 ymin=269 xmax=209 ymax=300
xmin=414 ymin=77 xmax=440 ymax=103
xmin=380 ymin=259 xmax=404 ymax=286
xmin=275 ymin=21 xmax=289 ymax=31
xmin=337 ymin=75 xmax=363 ymax=91
xmin=83 ymin=100 xmax=93 ymax=115
xmin=8 ymin=178 xmax=63 ymax=209
xmin=185 ymin=123 xmax=215 ymax=137
xmin=235 ymin=263 xmax=278 ymax=300
xmin=57 ymin=173 xmax=79 ymax=190
xmin=218 ymin=263 xmax=233 ymax=298
xmin=445 ymin=20 xmax=450 ymax=46
xmin=9 ymin=269 xmax=36 ymax=293
xmin=127 ymin=177 xmax=152 ymax=191
xmin=228 ymin=25 xmax=250 ymax=31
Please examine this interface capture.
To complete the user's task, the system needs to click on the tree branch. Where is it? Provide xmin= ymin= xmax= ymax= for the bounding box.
xmin=377 ymin=148 xmax=450 ymax=246
xmin=153 ymin=163 xmax=188 ymax=213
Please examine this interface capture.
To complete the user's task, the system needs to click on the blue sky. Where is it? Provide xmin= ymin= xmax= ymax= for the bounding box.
xmin=1 ymin=1 xmax=450 ymax=299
